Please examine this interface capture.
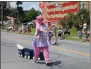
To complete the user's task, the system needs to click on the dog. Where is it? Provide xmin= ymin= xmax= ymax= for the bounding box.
xmin=24 ymin=48 xmax=34 ymax=59
xmin=16 ymin=44 xmax=44 ymax=60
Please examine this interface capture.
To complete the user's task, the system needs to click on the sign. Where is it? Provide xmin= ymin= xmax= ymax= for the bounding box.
xmin=41 ymin=2 xmax=78 ymax=22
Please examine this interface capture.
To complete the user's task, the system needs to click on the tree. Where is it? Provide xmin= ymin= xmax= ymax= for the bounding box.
xmin=72 ymin=9 xmax=90 ymax=29
xmin=28 ymin=8 xmax=39 ymax=19
xmin=9 ymin=8 xmax=17 ymax=18
xmin=16 ymin=1 xmax=23 ymax=6
xmin=66 ymin=13 xmax=75 ymax=28
xmin=0 ymin=1 xmax=10 ymax=21
xmin=17 ymin=6 xmax=24 ymax=22
xmin=0 ymin=1 xmax=11 ymax=30
xmin=54 ymin=17 xmax=68 ymax=43
xmin=77 ymin=9 xmax=90 ymax=24
xmin=16 ymin=1 xmax=24 ymax=23
xmin=56 ymin=17 xmax=67 ymax=28
xmin=65 ymin=9 xmax=90 ymax=29
xmin=23 ymin=8 xmax=41 ymax=23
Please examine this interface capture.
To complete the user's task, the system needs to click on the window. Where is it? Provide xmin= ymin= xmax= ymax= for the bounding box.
xmin=80 ymin=2 xmax=84 ymax=9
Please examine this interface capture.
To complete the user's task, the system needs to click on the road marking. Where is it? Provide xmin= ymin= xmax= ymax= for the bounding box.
xmin=2 ymin=36 xmax=90 ymax=57
xmin=52 ymin=46 xmax=90 ymax=56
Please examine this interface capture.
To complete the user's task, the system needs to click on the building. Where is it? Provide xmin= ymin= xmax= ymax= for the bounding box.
xmin=40 ymin=1 xmax=90 ymax=22
xmin=6 ymin=2 xmax=11 ymax=8
xmin=0 ymin=1 xmax=11 ymax=9
xmin=78 ymin=1 xmax=89 ymax=10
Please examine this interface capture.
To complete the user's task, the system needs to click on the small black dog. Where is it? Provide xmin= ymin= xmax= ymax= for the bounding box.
xmin=24 ymin=48 xmax=34 ymax=59
xmin=17 ymin=44 xmax=44 ymax=60
xmin=24 ymin=48 xmax=44 ymax=60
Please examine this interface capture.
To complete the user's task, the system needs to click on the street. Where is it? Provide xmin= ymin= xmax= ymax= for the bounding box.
xmin=1 ymin=32 xmax=90 ymax=69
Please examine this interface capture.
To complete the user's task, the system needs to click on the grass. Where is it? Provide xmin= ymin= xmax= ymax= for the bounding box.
xmin=70 ymin=28 xmax=77 ymax=36
xmin=65 ymin=36 xmax=79 ymax=41
xmin=65 ymin=27 xmax=85 ymax=41
xmin=22 ymin=27 xmax=87 ymax=42
xmin=31 ymin=28 xmax=35 ymax=35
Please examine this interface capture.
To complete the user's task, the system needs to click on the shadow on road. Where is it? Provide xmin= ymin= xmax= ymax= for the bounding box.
xmin=37 ymin=61 xmax=62 ymax=67
xmin=51 ymin=61 xmax=62 ymax=66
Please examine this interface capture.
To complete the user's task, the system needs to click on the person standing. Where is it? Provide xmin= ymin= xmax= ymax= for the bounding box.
xmin=32 ymin=15 xmax=51 ymax=66
xmin=83 ymin=22 xmax=88 ymax=42
xmin=78 ymin=24 xmax=83 ymax=41
xmin=78 ymin=29 xmax=83 ymax=41
xmin=58 ymin=28 xmax=63 ymax=39
xmin=83 ymin=22 xmax=87 ymax=32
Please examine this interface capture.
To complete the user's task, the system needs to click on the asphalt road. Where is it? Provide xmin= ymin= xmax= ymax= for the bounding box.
xmin=1 ymin=32 xmax=90 ymax=69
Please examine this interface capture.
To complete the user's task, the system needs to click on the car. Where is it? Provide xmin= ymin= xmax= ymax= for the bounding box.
xmin=27 ymin=22 xmax=35 ymax=28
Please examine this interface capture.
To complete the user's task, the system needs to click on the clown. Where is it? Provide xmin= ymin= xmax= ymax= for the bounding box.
xmin=32 ymin=15 xmax=51 ymax=66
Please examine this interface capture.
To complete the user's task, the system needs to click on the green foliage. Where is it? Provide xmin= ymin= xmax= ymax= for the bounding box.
xmin=23 ymin=8 xmax=41 ymax=23
xmin=16 ymin=1 xmax=41 ymax=23
xmin=28 ymin=8 xmax=38 ymax=19
xmin=56 ymin=17 xmax=67 ymax=28
xmin=0 ymin=1 xmax=41 ymax=24
xmin=16 ymin=1 xmax=23 ymax=6
xmin=0 ymin=1 xmax=7 ymax=8
xmin=66 ymin=9 xmax=90 ymax=29
xmin=0 ymin=1 xmax=10 ymax=21
xmin=77 ymin=9 xmax=90 ymax=24
xmin=17 ymin=6 xmax=25 ymax=22
xmin=16 ymin=1 xmax=24 ymax=23
xmin=8 ymin=8 xmax=17 ymax=18
xmin=66 ymin=13 xmax=74 ymax=28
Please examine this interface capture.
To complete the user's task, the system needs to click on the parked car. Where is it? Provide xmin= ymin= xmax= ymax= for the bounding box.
xmin=27 ymin=22 xmax=35 ymax=28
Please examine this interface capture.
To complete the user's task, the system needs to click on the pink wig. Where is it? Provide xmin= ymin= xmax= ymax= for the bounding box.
xmin=35 ymin=15 xmax=44 ymax=36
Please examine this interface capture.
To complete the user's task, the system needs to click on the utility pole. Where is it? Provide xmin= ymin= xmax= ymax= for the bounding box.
xmin=1 ymin=1 xmax=4 ymax=30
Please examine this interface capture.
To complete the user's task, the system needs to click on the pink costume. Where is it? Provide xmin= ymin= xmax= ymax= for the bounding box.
xmin=32 ymin=15 xmax=50 ymax=63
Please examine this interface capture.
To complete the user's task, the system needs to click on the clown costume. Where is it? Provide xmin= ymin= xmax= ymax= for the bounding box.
xmin=32 ymin=15 xmax=51 ymax=66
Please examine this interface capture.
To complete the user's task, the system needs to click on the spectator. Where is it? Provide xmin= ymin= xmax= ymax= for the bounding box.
xmin=27 ymin=24 xmax=31 ymax=33
xmin=83 ymin=22 xmax=87 ymax=33
xmin=77 ymin=24 xmax=83 ymax=41
xmin=78 ymin=29 xmax=83 ymax=41
xmin=63 ymin=28 xmax=70 ymax=36
xmin=58 ymin=28 xmax=63 ymax=39
xmin=84 ymin=31 xmax=89 ymax=42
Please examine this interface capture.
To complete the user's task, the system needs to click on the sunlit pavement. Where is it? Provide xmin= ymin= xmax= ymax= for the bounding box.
xmin=1 ymin=32 xmax=90 ymax=69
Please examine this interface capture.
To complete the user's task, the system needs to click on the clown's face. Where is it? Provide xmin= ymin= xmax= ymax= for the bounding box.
xmin=38 ymin=18 xmax=44 ymax=25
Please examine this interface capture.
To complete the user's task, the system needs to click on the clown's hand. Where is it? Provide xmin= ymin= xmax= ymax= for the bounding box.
xmin=40 ymin=27 xmax=47 ymax=32
xmin=41 ymin=29 xmax=47 ymax=32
